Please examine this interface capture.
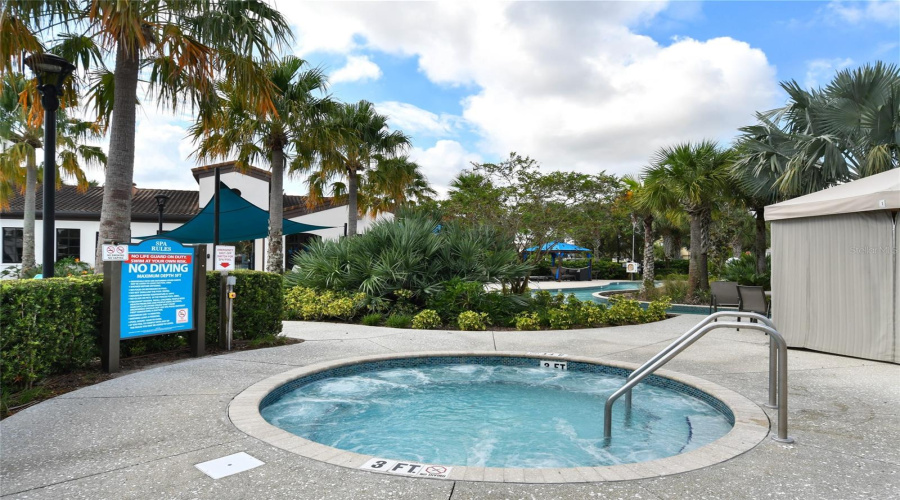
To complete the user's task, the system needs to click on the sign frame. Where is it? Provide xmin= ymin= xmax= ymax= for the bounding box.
xmin=102 ymin=241 xmax=207 ymax=373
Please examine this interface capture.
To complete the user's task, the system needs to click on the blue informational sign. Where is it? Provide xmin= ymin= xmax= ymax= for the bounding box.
xmin=120 ymin=239 xmax=195 ymax=339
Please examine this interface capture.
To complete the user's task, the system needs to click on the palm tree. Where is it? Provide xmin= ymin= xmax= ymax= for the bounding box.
xmin=310 ymin=101 xmax=411 ymax=236
xmin=621 ymin=175 xmax=655 ymax=291
xmin=642 ymin=141 xmax=734 ymax=297
xmin=0 ymin=72 xmax=105 ymax=273
xmin=2 ymin=1 xmax=292 ymax=268
xmin=731 ymin=137 xmax=786 ymax=275
xmin=358 ymin=155 xmax=436 ymax=217
xmin=192 ymin=56 xmax=332 ymax=273
xmin=745 ymin=62 xmax=899 ymax=197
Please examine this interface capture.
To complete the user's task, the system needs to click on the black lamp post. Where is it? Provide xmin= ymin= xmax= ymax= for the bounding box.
xmin=24 ymin=53 xmax=76 ymax=278
xmin=154 ymin=194 xmax=170 ymax=234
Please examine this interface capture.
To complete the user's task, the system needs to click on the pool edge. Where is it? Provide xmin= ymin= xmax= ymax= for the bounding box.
xmin=228 ymin=351 xmax=770 ymax=484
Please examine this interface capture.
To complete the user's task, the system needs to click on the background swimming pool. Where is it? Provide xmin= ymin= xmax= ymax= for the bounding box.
xmin=261 ymin=361 xmax=733 ymax=468
xmin=540 ymin=282 xmax=719 ymax=315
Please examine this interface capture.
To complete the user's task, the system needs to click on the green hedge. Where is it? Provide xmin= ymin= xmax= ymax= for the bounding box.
xmin=205 ymin=270 xmax=283 ymax=343
xmin=0 ymin=276 xmax=103 ymax=391
xmin=1 ymin=270 xmax=283 ymax=393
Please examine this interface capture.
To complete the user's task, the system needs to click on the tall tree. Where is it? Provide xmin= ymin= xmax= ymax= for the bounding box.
xmin=642 ymin=141 xmax=733 ymax=297
xmin=310 ymin=101 xmax=411 ymax=236
xmin=192 ymin=56 xmax=332 ymax=273
xmin=0 ymin=72 xmax=105 ymax=273
xmin=2 ymin=0 xmax=292 ymax=268
xmin=743 ymin=61 xmax=899 ymax=197
xmin=358 ymin=155 xmax=436 ymax=217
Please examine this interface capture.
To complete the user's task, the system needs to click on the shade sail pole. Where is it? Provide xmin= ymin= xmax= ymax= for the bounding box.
xmin=214 ymin=168 xmax=221 ymax=252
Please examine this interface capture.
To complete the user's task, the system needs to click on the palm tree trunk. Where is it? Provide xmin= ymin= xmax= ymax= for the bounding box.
xmin=642 ymin=214 xmax=655 ymax=290
xmin=267 ymin=147 xmax=284 ymax=273
xmin=347 ymin=167 xmax=358 ymax=236
xmin=754 ymin=207 xmax=767 ymax=275
xmin=95 ymin=41 xmax=139 ymax=270
xmin=686 ymin=210 xmax=706 ymax=297
xmin=21 ymin=148 xmax=37 ymax=271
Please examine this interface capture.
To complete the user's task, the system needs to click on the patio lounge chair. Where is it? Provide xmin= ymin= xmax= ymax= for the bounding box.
xmin=737 ymin=285 xmax=770 ymax=322
xmin=710 ymin=281 xmax=740 ymax=321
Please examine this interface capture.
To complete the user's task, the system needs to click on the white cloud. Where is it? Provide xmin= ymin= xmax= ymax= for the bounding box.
xmin=375 ymin=101 xmax=460 ymax=137
xmin=804 ymin=58 xmax=855 ymax=90
xmin=130 ymin=107 xmax=198 ymax=190
xmin=330 ymin=55 xmax=382 ymax=84
xmin=281 ymin=2 xmax=778 ymax=177
xmin=825 ymin=0 xmax=900 ymax=26
xmin=409 ymin=140 xmax=482 ymax=198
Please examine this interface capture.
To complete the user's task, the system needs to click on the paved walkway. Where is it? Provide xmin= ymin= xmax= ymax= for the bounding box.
xmin=2 ymin=314 xmax=898 ymax=499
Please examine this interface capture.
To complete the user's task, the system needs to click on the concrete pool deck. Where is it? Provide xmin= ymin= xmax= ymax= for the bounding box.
xmin=2 ymin=314 xmax=898 ymax=499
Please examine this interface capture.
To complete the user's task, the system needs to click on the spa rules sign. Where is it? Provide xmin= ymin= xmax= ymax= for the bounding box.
xmin=120 ymin=239 xmax=195 ymax=339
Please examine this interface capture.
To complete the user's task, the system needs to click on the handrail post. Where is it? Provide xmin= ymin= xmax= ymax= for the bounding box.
xmin=604 ymin=317 xmax=792 ymax=444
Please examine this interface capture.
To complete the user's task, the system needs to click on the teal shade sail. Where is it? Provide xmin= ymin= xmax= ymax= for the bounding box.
xmin=137 ymin=183 xmax=332 ymax=243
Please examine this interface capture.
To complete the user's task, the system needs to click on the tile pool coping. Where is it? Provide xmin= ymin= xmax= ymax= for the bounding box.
xmin=228 ymin=351 xmax=770 ymax=484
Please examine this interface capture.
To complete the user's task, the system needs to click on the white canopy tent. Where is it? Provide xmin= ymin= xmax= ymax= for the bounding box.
xmin=766 ymin=169 xmax=900 ymax=363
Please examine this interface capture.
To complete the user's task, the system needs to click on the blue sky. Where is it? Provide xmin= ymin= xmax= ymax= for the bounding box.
xmin=123 ymin=1 xmax=900 ymax=197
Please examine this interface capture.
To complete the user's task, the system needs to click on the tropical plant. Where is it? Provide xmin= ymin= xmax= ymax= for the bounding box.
xmin=641 ymin=141 xmax=734 ymax=297
xmin=736 ymin=61 xmax=899 ymax=198
xmin=304 ymin=100 xmax=411 ymax=236
xmin=0 ymin=72 xmax=105 ymax=273
xmin=285 ymin=212 xmax=532 ymax=301
xmin=2 ymin=0 xmax=292 ymax=268
xmin=192 ymin=56 xmax=332 ymax=273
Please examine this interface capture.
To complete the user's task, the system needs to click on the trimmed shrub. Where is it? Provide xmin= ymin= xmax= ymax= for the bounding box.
xmin=547 ymin=308 xmax=576 ymax=330
xmin=514 ymin=312 xmax=542 ymax=331
xmin=385 ymin=314 xmax=413 ymax=328
xmin=411 ymin=309 xmax=442 ymax=329
xmin=1 ymin=276 xmax=102 ymax=391
xmin=457 ymin=311 xmax=490 ymax=331
xmin=283 ymin=286 xmax=366 ymax=322
xmin=644 ymin=297 xmax=672 ymax=322
xmin=592 ymin=259 xmax=628 ymax=280
xmin=206 ymin=270 xmax=283 ymax=343
xmin=604 ymin=297 xmax=646 ymax=326
xmin=578 ymin=302 xmax=607 ymax=327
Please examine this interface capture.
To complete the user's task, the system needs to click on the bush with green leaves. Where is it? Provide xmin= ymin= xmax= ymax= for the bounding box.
xmin=385 ymin=314 xmax=413 ymax=328
xmin=514 ymin=311 xmax=542 ymax=331
xmin=1 ymin=276 xmax=102 ymax=391
xmin=286 ymin=213 xmax=533 ymax=304
xmin=603 ymin=296 xmax=647 ymax=326
xmin=721 ymin=254 xmax=771 ymax=290
xmin=411 ymin=309 xmax=442 ymax=329
xmin=644 ymin=297 xmax=672 ymax=322
xmin=457 ymin=311 xmax=490 ymax=331
xmin=283 ymin=286 xmax=366 ymax=321
xmin=206 ymin=270 xmax=284 ymax=343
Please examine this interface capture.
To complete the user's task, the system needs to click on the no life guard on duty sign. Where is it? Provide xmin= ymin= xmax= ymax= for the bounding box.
xmin=215 ymin=245 xmax=236 ymax=271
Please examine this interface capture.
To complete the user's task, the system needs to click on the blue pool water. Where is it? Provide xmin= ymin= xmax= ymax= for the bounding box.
xmin=261 ymin=359 xmax=733 ymax=468
xmin=542 ymin=282 xmax=715 ymax=315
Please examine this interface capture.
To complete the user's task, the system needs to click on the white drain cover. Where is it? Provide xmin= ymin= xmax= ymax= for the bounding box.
xmin=195 ymin=452 xmax=264 ymax=479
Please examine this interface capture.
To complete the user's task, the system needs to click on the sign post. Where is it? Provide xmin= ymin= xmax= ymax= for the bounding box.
xmin=102 ymin=240 xmax=206 ymax=373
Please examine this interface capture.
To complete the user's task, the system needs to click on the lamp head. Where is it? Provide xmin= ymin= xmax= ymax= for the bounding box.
xmin=23 ymin=53 xmax=76 ymax=94
xmin=155 ymin=194 xmax=170 ymax=209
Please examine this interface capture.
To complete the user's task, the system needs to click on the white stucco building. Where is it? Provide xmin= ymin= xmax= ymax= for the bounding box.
xmin=1 ymin=161 xmax=388 ymax=273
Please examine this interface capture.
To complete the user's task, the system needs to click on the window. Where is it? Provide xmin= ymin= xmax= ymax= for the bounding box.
xmin=56 ymin=228 xmax=81 ymax=260
xmin=2 ymin=228 xmax=23 ymax=263
xmin=284 ymin=233 xmax=320 ymax=268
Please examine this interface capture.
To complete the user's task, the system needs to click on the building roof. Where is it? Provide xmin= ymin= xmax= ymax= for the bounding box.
xmin=191 ymin=161 xmax=272 ymax=182
xmin=765 ymin=169 xmax=900 ymax=221
xmin=1 ymin=185 xmax=199 ymax=222
xmin=1 ymin=184 xmax=339 ymax=222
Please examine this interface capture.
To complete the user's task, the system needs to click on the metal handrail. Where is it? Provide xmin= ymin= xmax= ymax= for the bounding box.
xmin=624 ymin=311 xmax=778 ymax=410
xmin=604 ymin=317 xmax=793 ymax=444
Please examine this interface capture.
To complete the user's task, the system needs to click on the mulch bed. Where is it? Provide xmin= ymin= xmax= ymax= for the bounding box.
xmin=1 ymin=337 xmax=303 ymax=419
